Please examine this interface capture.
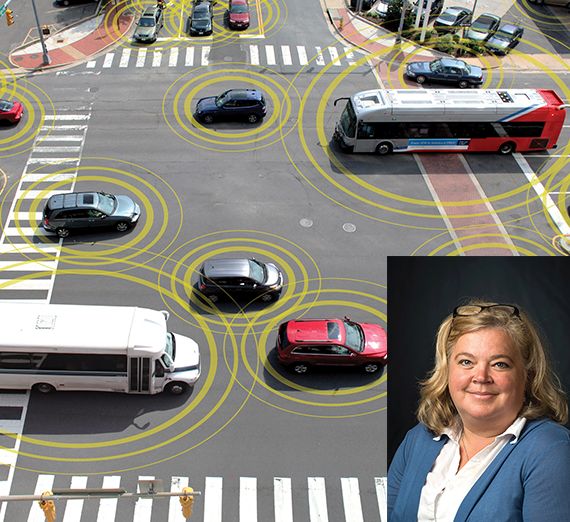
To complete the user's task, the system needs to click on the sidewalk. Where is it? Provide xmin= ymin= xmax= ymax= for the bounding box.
xmin=8 ymin=3 xmax=133 ymax=71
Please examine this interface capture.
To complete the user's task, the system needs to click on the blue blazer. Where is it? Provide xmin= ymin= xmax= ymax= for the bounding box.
xmin=388 ymin=418 xmax=570 ymax=521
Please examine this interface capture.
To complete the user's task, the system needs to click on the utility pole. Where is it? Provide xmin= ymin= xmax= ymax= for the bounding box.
xmin=395 ymin=0 xmax=409 ymax=44
xmin=30 ymin=0 xmax=50 ymax=65
xmin=419 ymin=0 xmax=433 ymax=42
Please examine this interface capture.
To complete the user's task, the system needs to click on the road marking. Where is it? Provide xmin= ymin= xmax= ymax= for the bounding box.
xmin=169 ymin=47 xmax=179 ymax=67
xmin=341 ymin=478 xmax=364 ymax=522
xmin=62 ymin=476 xmax=88 ymax=522
xmin=281 ymin=45 xmax=292 ymax=65
xmin=315 ymin=46 xmax=325 ymax=66
xmin=27 ymin=475 xmax=54 ymax=522
xmin=86 ymin=60 xmax=96 ymax=68
xmin=328 ymin=46 xmax=341 ymax=66
xmin=297 ymin=45 xmax=308 ymax=65
xmin=11 ymin=211 xmax=43 ymax=220
xmin=133 ymin=476 xmax=154 ymax=522
xmin=265 ymin=45 xmax=276 ymax=65
xmin=119 ymin=48 xmax=131 ymax=68
xmin=375 ymin=478 xmax=387 ymax=522
xmin=136 ymin=48 xmax=147 ymax=67
xmin=308 ymin=477 xmax=328 ymax=522
xmin=203 ymin=476 xmax=223 ymax=522
xmin=185 ymin=47 xmax=194 ymax=66
xmin=0 ymin=244 xmax=60 ymax=254
xmin=26 ymin=157 xmax=80 ymax=164
xmin=0 ymin=261 xmax=58 ymax=271
xmin=201 ymin=46 xmax=210 ymax=66
xmin=22 ymin=173 xmax=76 ymax=182
xmin=240 ymin=477 xmax=257 ymax=522
xmin=168 ymin=476 xmax=189 ymax=522
xmin=96 ymin=476 xmax=120 ymax=522
xmin=343 ymin=47 xmax=355 ymax=65
xmin=152 ymin=50 xmax=162 ymax=67
xmin=34 ymin=135 xmax=84 ymax=142
xmin=103 ymin=53 xmax=114 ymax=68
xmin=39 ymin=125 xmax=88 ymax=131
xmin=31 ymin=146 xmax=82 ymax=153
xmin=274 ymin=478 xmax=293 ymax=522
xmin=250 ymin=44 xmax=259 ymax=65
xmin=42 ymin=115 xmax=89 ymax=121
xmin=16 ymin=189 xmax=70 ymax=199
xmin=0 ymin=279 xmax=53 ymax=290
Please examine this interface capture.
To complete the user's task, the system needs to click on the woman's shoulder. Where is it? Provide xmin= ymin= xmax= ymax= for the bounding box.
xmin=522 ymin=418 xmax=570 ymax=443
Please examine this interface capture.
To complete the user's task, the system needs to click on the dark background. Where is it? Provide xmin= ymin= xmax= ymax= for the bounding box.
xmin=387 ymin=257 xmax=570 ymax=465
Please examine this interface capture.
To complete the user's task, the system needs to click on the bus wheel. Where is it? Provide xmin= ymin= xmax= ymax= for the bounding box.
xmin=165 ymin=381 xmax=188 ymax=395
xmin=416 ymin=75 xmax=426 ymax=84
xmin=376 ymin=142 xmax=393 ymax=155
xmin=34 ymin=383 xmax=55 ymax=394
xmin=499 ymin=142 xmax=515 ymax=154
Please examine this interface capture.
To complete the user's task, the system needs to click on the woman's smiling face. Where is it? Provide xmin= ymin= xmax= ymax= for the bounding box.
xmin=448 ymin=328 xmax=526 ymax=432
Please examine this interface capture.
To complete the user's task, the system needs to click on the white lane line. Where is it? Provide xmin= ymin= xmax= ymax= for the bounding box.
xmin=3 ymin=227 xmax=51 ymax=236
xmin=0 ymin=244 xmax=60 ymax=254
xmin=281 ymin=45 xmax=292 ymax=65
xmin=341 ymin=478 xmax=364 ymax=522
xmin=136 ymin=48 xmax=147 ymax=67
xmin=169 ymin=47 xmax=179 ymax=67
xmin=62 ymin=476 xmax=88 ymax=522
xmin=343 ymin=47 xmax=355 ymax=65
xmin=152 ymin=50 xmax=162 ymax=67
xmin=16 ymin=189 xmax=70 ymax=199
xmin=328 ymin=46 xmax=341 ymax=66
xmin=315 ymin=46 xmax=325 ymax=66
xmin=27 ymin=475 xmax=55 ymax=522
xmin=133 ymin=476 xmax=154 ymax=522
xmin=0 ymin=279 xmax=53 ymax=290
xmin=297 ymin=45 xmax=308 ymax=65
xmin=0 ymin=394 xmax=29 ymax=407
xmin=31 ymin=146 xmax=82 ymax=153
xmin=26 ymin=158 xmax=80 ymax=164
xmin=514 ymin=152 xmax=570 ymax=234
xmin=96 ymin=476 xmax=121 ymax=522
xmin=0 ymin=261 xmax=58 ymax=271
xmin=375 ymin=477 xmax=387 ymax=522
xmin=119 ymin=48 xmax=131 ymax=68
xmin=308 ymin=477 xmax=329 ymax=522
xmin=33 ymin=135 xmax=84 ymax=142
xmin=250 ymin=44 xmax=259 ymax=65
xmin=201 ymin=46 xmax=210 ymax=65
xmin=274 ymin=478 xmax=293 ymax=522
xmin=11 ymin=211 xmax=44 ymax=220
xmin=185 ymin=47 xmax=194 ymax=66
xmin=42 ymin=115 xmax=89 ymax=121
xmin=102 ymin=53 xmax=114 ymax=68
xmin=39 ymin=125 xmax=88 ymax=131
xmin=265 ymin=45 xmax=276 ymax=65
xmin=86 ymin=60 xmax=96 ymax=68
xmin=203 ymin=476 xmax=222 ymax=522
xmin=168 ymin=476 xmax=189 ymax=522
xmin=240 ymin=477 xmax=257 ymax=522
xmin=22 ymin=173 xmax=76 ymax=182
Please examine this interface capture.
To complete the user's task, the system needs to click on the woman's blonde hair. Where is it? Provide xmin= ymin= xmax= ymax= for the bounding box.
xmin=417 ymin=300 xmax=568 ymax=434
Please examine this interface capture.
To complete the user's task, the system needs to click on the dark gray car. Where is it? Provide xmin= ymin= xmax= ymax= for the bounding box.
xmin=433 ymin=6 xmax=472 ymax=32
xmin=42 ymin=192 xmax=141 ymax=238
xmin=197 ymin=258 xmax=283 ymax=303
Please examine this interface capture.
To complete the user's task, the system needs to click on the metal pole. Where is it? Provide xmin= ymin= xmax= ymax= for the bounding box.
xmin=395 ymin=0 xmax=408 ymax=44
xmin=0 ymin=490 xmax=202 ymax=502
xmin=30 ymin=0 xmax=50 ymax=66
xmin=419 ymin=0 xmax=433 ymax=42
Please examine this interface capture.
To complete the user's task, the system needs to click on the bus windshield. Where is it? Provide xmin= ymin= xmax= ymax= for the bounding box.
xmin=340 ymin=101 xmax=357 ymax=138
xmin=164 ymin=332 xmax=176 ymax=367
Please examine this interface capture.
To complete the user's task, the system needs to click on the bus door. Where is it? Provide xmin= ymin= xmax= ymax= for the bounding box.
xmin=128 ymin=357 xmax=152 ymax=393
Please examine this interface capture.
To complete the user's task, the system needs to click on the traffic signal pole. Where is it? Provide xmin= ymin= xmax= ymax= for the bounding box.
xmin=30 ymin=0 xmax=51 ymax=65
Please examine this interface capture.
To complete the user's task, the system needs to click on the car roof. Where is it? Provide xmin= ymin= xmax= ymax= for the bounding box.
xmin=202 ymin=258 xmax=253 ymax=278
xmin=444 ymin=6 xmax=470 ymax=14
xmin=438 ymin=58 xmax=466 ymax=67
xmin=475 ymin=13 xmax=501 ymax=21
xmin=142 ymin=6 xmax=159 ymax=16
xmin=225 ymin=89 xmax=263 ymax=101
xmin=498 ymin=23 xmax=520 ymax=33
xmin=46 ymin=192 xmax=103 ymax=211
xmin=231 ymin=0 xmax=248 ymax=4
xmin=286 ymin=319 xmax=346 ymax=344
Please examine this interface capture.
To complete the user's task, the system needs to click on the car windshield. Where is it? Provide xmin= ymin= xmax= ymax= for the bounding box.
xmin=248 ymin=259 xmax=266 ymax=284
xmin=439 ymin=11 xmax=458 ymax=23
xmin=472 ymin=17 xmax=494 ymax=30
xmin=193 ymin=8 xmax=210 ymax=19
xmin=343 ymin=320 xmax=364 ymax=352
xmin=231 ymin=4 xmax=248 ymax=12
xmin=138 ymin=18 xmax=155 ymax=27
xmin=164 ymin=332 xmax=175 ymax=366
xmin=0 ymin=100 xmax=14 ymax=111
xmin=97 ymin=193 xmax=116 ymax=215
xmin=215 ymin=92 xmax=230 ymax=107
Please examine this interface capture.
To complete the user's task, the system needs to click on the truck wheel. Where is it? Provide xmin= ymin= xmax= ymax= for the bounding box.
xmin=376 ymin=142 xmax=393 ymax=155
xmin=499 ymin=141 xmax=515 ymax=154
xmin=34 ymin=383 xmax=55 ymax=394
xmin=165 ymin=382 xmax=188 ymax=395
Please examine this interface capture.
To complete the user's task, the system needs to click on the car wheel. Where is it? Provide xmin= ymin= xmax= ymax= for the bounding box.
xmin=62 ymin=0 xmax=70 ymax=5
xmin=56 ymin=227 xmax=70 ymax=238
xmin=116 ymin=222 xmax=129 ymax=232
xmin=260 ymin=292 xmax=275 ymax=303
xmin=34 ymin=383 xmax=55 ymax=394
xmin=458 ymin=80 xmax=469 ymax=89
xmin=164 ymin=381 xmax=189 ymax=395
xmin=290 ymin=363 xmax=309 ymax=374
xmin=247 ymin=114 xmax=259 ymax=124
xmin=376 ymin=142 xmax=393 ymax=156
xmin=203 ymin=114 xmax=214 ymax=124
xmin=364 ymin=363 xmax=380 ymax=374
xmin=499 ymin=141 xmax=515 ymax=154
xmin=416 ymin=75 xmax=426 ymax=84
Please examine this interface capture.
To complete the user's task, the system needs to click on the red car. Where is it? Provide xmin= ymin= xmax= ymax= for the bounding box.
xmin=276 ymin=317 xmax=387 ymax=374
xmin=0 ymin=99 xmax=24 ymax=124
xmin=228 ymin=0 xmax=250 ymax=30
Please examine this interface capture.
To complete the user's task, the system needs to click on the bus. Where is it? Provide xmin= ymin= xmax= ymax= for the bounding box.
xmin=0 ymin=303 xmax=201 ymax=395
xmin=333 ymin=89 xmax=567 ymax=155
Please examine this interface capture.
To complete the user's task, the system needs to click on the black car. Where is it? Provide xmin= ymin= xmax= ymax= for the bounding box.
xmin=464 ymin=13 xmax=501 ymax=42
xmin=188 ymin=0 xmax=213 ymax=36
xmin=42 ymin=192 xmax=141 ymax=238
xmin=433 ymin=6 xmax=472 ymax=32
xmin=405 ymin=58 xmax=483 ymax=88
xmin=485 ymin=23 xmax=524 ymax=54
xmin=195 ymin=89 xmax=267 ymax=124
xmin=197 ymin=258 xmax=284 ymax=303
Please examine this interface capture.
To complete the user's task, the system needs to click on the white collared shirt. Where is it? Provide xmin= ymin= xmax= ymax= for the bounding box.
xmin=417 ymin=417 xmax=527 ymax=522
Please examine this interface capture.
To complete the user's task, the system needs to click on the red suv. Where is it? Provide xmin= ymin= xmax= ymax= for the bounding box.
xmin=228 ymin=0 xmax=250 ymax=29
xmin=276 ymin=318 xmax=387 ymax=374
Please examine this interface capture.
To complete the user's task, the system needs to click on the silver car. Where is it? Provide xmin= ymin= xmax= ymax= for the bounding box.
xmin=133 ymin=6 xmax=163 ymax=43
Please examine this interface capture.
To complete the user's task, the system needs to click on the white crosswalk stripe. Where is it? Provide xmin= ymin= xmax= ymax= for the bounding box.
xmin=281 ymin=45 xmax=292 ymax=65
xmin=14 ymin=475 xmax=386 ymax=522
xmin=119 ymin=48 xmax=131 ymax=68
xmin=265 ymin=45 xmax=276 ymax=65
xmin=185 ymin=46 xmax=194 ymax=66
xmin=201 ymin=46 xmax=210 ymax=66
xmin=297 ymin=45 xmax=308 ymax=65
xmin=169 ymin=47 xmax=179 ymax=67
xmin=315 ymin=46 xmax=325 ymax=66
xmin=103 ymin=53 xmax=114 ymax=68
xmin=152 ymin=50 xmax=162 ymax=67
xmin=136 ymin=48 xmax=147 ymax=67
xmin=250 ymin=44 xmax=260 ymax=65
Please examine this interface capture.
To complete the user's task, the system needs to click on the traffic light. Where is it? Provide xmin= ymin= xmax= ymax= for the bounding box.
xmin=38 ymin=491 xmax=56 ymax=522
xmin=5 ymin=8 xmax=14 ymax=26
xmin=179 ymin=486 xmax=194 ymax=519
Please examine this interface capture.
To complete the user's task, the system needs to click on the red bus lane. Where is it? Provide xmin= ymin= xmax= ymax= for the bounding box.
xmin=418 ymin=154 xmax=517 ymax=255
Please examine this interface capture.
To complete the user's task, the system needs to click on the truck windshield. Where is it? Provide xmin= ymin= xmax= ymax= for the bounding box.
xmin=164 ymin=332 xmax=176 ymax=367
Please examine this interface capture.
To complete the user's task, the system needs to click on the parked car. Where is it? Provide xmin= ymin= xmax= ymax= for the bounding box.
xmin=276 ymin=317 xmax=387 ymax=374
xmin=228 ymin=0 xmax=250 ymax=29
xmin=42 ymin=192 xmax=141 ymax=238
xmin=188 ymin=0 xmax=214 ymax=36
xmin=0 ymin=99 xmax=24 ymax=124
xmin=485 ymin=23 xmax=524 ymax=54
xmin=464 ymin=13 xmax=501 ymax=42
xmin=405 ymin=58 xmax=483 ymax=88
xmin=197 ymin=258 xmax=283 ymax=303
xmin=433 ymin=6 xmax=472 ymax=32
xmin=195 ymin=88 xmax=267 ymax=124
xmin=411 ymin=0 xmax=444 ymax=20
xmin=133 ymin=5 xmax=163 ymax=43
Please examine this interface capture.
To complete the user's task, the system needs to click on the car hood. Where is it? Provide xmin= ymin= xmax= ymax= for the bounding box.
xmin=361 ymin=323 xmax=387 ymax=357
xmin=465 ymin=28 xmax=488 ymax=41
xmin=486 ymin=35 xmax=509 ymax=49
xmin=113 ymin=195 xmax=138 ymax=217
xmin=196 ymin=96 xmax=217 ymax=113
xmin=435 ymin=17 xmax=455 ymax=26
xmin=469 ymin=64 xmax=483 ymax=78
xmin=230 ymin=13 xmax=249 ymax=22
xmin=134 ymin=27 xmax=155 ymax=37
xmin=406 ymin=61 xmax=431 ymax=74
xmin=264 ymin=263 xmax=282 ymax=287
xmin=172 ymin=333 xmax=200 ymax=370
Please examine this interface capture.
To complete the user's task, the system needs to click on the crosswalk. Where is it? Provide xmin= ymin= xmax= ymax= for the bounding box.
xmin=10 ymin=474 xmax=386 ymax=521
xmin=85 ymin=44 xmax=362 ymax=71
